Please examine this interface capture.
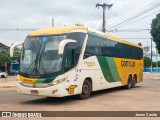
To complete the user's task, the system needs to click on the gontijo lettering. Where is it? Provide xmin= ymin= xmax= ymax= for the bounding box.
xmin=121 ymin=61 xmax=136 ymax=67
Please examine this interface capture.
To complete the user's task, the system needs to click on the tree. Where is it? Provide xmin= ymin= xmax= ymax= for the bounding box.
xmin=151 ymin=13 xmax=160 ymax=54
xmin=158 ymin=61 xmax=160 ymax=67
xmin=152 ymin=62 xmax=156 ymax=67
xmin=0 ymin=51 xmax=11 ymax=72
xmin=0 ymin=47 xmax=21 ymax=72
xmin=143 ymin=57 xmax=151 ymax=71
xmin=12 ymin=47 xmax=21 ymax=63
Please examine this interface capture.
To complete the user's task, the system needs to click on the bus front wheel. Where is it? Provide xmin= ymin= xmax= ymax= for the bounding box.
xmin=79 ymin=80 xmax=92 ymax=99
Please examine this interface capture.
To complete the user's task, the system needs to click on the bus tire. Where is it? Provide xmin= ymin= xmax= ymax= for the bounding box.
xmin=131 ymin=75 xmax=137 ymax=88
xmin=79 ymin=80 xmax=92 ymax=99
xmin=126 ymin=76 xmax=132 ymax=89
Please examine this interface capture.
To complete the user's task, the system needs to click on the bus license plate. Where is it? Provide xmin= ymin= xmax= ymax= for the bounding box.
xmin=31 ymin=90 xmax=39 ymax=94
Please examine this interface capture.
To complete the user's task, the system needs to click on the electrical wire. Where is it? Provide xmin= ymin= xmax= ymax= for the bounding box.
xmin=0 ymin=28 xmax=36 ymax=31
xmin=84 ymin=0 xmax=109 ymax=25
xmin=0 ymin=28 xmax=152 ymax=32
xmin=107 ymin=0 xmax=152 ymax=28
xmin=115 ymin=9 xmax=160 ymax=29
xmin=108 ymin=2 xmax=160 ymax=29
xmin=106 ymin=0 xmax=146 ymax=26
xmin=112 ymin=0 xmax=119 ymax=4
xmin=121 ymin=38 xmax=151 ymax=39
xmin=106 ymin=28 xmax=151 ymax=32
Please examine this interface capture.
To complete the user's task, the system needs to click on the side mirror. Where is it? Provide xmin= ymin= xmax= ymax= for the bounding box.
xmin=58 ymin=39 xmax=77 ymax=54
xmin=10 ymin=41 xmax=24 ymax=57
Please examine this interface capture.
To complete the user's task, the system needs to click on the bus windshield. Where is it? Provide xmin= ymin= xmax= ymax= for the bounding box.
xmin=20 ymin=35 xmax=67 ymax=75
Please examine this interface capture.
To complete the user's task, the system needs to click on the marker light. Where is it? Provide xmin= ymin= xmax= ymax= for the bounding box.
xmin=48 ymin=77 xmax=67 ymax=86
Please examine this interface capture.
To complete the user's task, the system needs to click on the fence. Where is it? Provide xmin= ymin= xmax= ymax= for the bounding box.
xmin=144 ymin=68 xmax=160 ymax=72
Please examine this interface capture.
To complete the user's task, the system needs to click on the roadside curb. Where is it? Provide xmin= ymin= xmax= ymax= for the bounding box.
xmin=0 ymin=86 xmax=16 ymax=88
xmin=153 ymin=77 xmax=160 ymax=80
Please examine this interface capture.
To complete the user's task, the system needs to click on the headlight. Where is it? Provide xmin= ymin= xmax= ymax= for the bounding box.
xmin=17 ymin=75 xmax=21 ymax=82
xmin=49 ymin=77 xmax=67 ymax=86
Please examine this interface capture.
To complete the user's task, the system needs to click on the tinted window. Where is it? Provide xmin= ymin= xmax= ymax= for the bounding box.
xmin=84 ymin=35 xmax=100 ymax=58
xmin=110 ymin=41 xmax=120 ymax=57
xmin=64 ymin=32 xmax=86 ymax=71
xmin=118 ymin=43 xmax=143 ymax=60
xmin=84 ymin=34 xmax=143 ymax=60
xmin=100 ymin=39 xmax=111 ymax=56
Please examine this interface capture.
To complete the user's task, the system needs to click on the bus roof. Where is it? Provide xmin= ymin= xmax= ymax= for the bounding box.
xmin=29 ymin=26 xmax=142 ymax=48
xmin=29 ymin=26 xmax=88 ymax=36
xmin=88 ymin=28 xmax=142 ymax=48
xmin=104 ymin=33 xmax=142 ymax=48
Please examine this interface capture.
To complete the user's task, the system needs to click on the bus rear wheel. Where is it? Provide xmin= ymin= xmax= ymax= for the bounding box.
xmin=79 ymin=80 xmax=92 ymax=99
xmin=131 ymin=75 xmax=137 ymax=88
xmin=126 ymin=76 xmax=132 ymax=89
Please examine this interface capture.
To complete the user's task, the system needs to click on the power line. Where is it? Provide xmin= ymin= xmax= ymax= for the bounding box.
xmin=84 ymin=0 xmax=107 ymax=25
xmin=108 ymin=2 xmax=160 ymax=29
xmin=85 ymin=0 xmax=114 ymax=26
xmin=0 ymin=28 xmax=152 ymax=32
xmin=85 ymin=7 xmax=99 ymax=25
xmin=107 ymin=0 xmax=154 ymax=28
xmin=121 ymin=38 xmax=151 ymax=39
xmin=112 ymin=0 xmax=119 ymax=4
xmin=109 ymin=1 xmax=160 ymax=29
xmin=0 ymin=28 xmax=36 ymax=31
xmin=106 ymin=0 xmax=149 ymax=26
xmin=115 ymin=9 xmax=160 ymax=29
xmin=74 ymin=0 xmax=108 ymax=25
xmin=106 ymin=0 xmax=111 ymax=3
xmin=106 ymin=0 xmax=140 ymax=25
xmin=107 ymin=28 xmax=151 ymax=31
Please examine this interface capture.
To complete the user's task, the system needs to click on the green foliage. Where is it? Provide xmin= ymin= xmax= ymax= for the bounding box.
xmin=12 ymin=47 xmax=21 ymax=63
xmin=152 ymin=61 xmax=160 ymax=67
xmin=0 ymin=47 xmax=21 ymax=71
xmin=158 ymin=61 xmax=160 ymax=67
xmin=0 ymin=50 xmax=11 ymax=72
xmin=151 ymin=13 xmax=160 ymax=54
xmin=144 ymin=56 xmax=151 ymax=68
xmin=152 ymin=62 xmax=156 ymax=67
xmin=0 ymin=50 xmax=11 ymax=66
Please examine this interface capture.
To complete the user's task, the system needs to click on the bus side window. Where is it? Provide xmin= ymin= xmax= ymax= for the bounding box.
xmin=65 ymin=44 xmax=76 ymax=70
xmin=65 ymin=49 xmax=75 ymax=68
xmin=110 ymin=41 xmax=118 ymax=57
xmin=84 ymin=35 xmax=100 ymax=59
xmin=100 ymin=39 xmax=111 ymax=56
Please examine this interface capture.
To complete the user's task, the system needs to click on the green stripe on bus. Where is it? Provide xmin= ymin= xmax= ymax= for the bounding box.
xmin=97 ymin=56 xmax=121 ymax=83
xmin=36 ymin=76 xmax=57 ymax=83
xmin=97 ymin=56 xmax=115 ymax=82
xmin=106 ymin=57 xmax=121 ymax=82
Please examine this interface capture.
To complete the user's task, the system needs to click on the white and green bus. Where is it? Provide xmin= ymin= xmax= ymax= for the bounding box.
xmin=10 ymin=26 xmax=143 ymax=99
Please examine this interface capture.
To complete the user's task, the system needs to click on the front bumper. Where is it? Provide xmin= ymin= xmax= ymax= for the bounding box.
xmin=16 ymin=82 xmax=68 ymax=97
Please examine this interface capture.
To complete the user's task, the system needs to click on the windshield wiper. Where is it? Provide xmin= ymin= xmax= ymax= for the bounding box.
xmin=26 ymin=54 xmax=39 ymax=74
xmin=37 ymin=43 xmax=47 ymax=74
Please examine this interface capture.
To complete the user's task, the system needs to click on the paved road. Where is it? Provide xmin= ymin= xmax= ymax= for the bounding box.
xmin=0 ymin=74 xmax=160 ymax=112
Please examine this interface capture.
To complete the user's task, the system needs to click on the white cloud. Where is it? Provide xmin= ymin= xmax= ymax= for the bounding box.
xmin=0 ymin=0 xmax=159 ymax=52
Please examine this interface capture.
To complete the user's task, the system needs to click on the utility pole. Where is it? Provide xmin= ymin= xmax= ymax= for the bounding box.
xmin=156 ymin=50 xmax=158 ymax=72
xmin=96 ymin=3 xmax=113 ymax=33
xmin=151 ymin=38 xmax=153 ymax=73
xmin=52 ymin=18 xmax=54 ymax=27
